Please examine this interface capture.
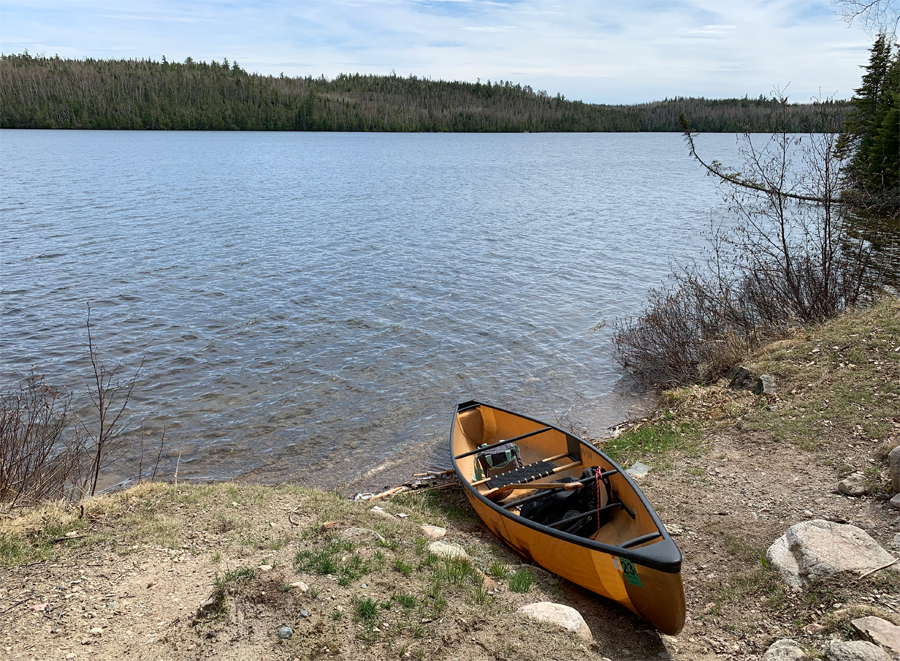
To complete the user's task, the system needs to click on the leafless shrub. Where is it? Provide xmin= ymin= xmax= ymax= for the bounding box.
xmin=614 ymin=100 xmax=891 ymax=387
xmin=76 ymin=304 xmax=143 ymax=497
xmin=0 ymin=372 xmax=85 ymax=508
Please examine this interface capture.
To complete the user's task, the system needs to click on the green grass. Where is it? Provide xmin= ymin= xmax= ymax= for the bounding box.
xmin=393 ymin=592 xmax=416 ymax=608
xmin=393 ymin=557 xmax=413 ymax=576
xmin=353 ymin=596 xmax=378 ymax=621
xmin=508 ymin=568 xmax=535 ymax=593
xmin=603 ymin=418 xmax=700 ymax=468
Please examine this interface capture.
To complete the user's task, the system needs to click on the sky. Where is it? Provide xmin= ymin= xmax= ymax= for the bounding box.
xmin=0 ymin=0 xmax=878 ymax=104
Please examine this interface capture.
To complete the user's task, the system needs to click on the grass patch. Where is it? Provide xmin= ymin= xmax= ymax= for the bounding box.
xmin=353 ymin=596 xmax=378 ymax=621
xmin=508 ymin=568 xmax=535 ymax=593
xmin=603 ymin=416 xmax=700 ymax=468
xmin=294 ymin=540 xmax=374 ymax=586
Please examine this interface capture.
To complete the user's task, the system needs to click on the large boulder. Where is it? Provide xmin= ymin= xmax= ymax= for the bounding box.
xmin=826 ymin=640 xmax=892 ymax=661
xmin=762 ymin=639 xmax=805 ymax=660
xmin=766 ymin=519 xmax=896 ymax=588
xmin=517 ymin=602 xmax=593 ymax=641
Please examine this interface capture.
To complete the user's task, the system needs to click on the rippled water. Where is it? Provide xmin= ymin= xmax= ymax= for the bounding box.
xmin=0 ymin=130 xmax=740 ymax=488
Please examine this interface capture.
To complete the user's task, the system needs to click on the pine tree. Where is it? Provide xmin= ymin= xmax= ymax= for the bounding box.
xmin=838 ymin=34 xmax=900 ymax=205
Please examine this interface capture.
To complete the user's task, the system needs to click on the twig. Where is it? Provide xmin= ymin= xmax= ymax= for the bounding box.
xmin=50 ymin=535 xmax=86 ymax=543
xmin=288 ymin=505 xmax=303 ymax=527
xmin=173 ymin=447 xmax=182 ymax=487
xmin=0 ymin=599 xmax=28 ymax=615
xmin=859 ymin=558 xmax=899 ymax=580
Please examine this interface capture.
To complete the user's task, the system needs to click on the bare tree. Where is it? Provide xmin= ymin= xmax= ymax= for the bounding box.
xmin=832 ymin=0 xmax=900 ymax=37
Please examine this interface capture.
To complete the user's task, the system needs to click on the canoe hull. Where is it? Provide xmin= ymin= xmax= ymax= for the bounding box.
xmin=451 ymin=401 xmax=686 ymax=635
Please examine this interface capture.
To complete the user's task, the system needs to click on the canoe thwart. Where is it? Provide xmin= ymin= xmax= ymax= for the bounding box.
xmin=617 ymin=532 xmax=662 ymax=549
xmin=453 ymin=426 xmax=553 ymax=460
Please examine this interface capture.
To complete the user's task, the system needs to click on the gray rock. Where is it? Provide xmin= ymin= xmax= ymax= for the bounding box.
xmin=753 ymin=374 xmax=776 ymax=396
xmin=892 ymin=534 xmax=900 ymax=552
xmin=427 ymin=541 xmax=469 ymax=560
xmin=766 ymin=519 xmax=897 ymax=588
xmin=517 ymin=602 xmax=593 ymax=642
xmin=420 ymin=525 xmax=446 ymax=540
xmin=851 ymin=616 xmax=900 ymax=656
xmin=826 ymin=639 xmax=892 ymax=661
xmin=278 ymin=626 xmax=293 ymax=639
xmin=890 ymin=446 xmax=900 ymax=494
xmin=626 ymin=462 xmax=652 ymax=479
xmin=340 ymin=527 xmax=386 ymax=544
xmin=838 ymin=472 xmax=868 ymax=497
xmin=891 ymin=494 xmax=900 ymax=510
xmin=728 ymin=366 xmax=755 ymax=390
xmin=298 ymin=609 xmax=309 ymax=618
xmin=762 ymin=639 xmax=805 ymax=661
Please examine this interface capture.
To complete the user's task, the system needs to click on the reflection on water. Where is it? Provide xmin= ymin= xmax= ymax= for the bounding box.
xmin=0 ymin=131 xmax=744 ymax=489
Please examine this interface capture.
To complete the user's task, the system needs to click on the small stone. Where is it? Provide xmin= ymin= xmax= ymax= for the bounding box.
xmin=360 ymin=584 xmax=368 ymax=589
xmin=80 ymin=638 xmax=92 ymax=646
xmin=752 ymin=374 xmax=776 ymax=396
xmin=851 ymin=616 xmax=900 ymax=656
xmin=89 ymin=627 xmax=103 ymax=636
xmin=626 ymin=462 xmax=652 ymax=479
xmin=420 ymin=525 xmax=446 ymax=539
xmin=298 ymin=609 xmax=309 ymax=618
xmin=427 ymin=541 xmax=469 ymax=560
xmin=803 ymin=623 xmax=826 ymax=635
xmin=826 ymin=639 xmax=892 ymax=661
xmin=838 ymin=472 xmax=868 ymax=497
xmin=762 ymin=639 xmax=804 ymax=661
xmin=369 ymin=506 xmax=395 ymax=520
xmin=340 ymin=527 xmax=386 ymax=544
xmin=66 ymin=654 xmax=76 ymax=660
xmin=258 ymin=564 xmax=273 ymax=572
xmin=889 ymin=446 xmax=900 ymax=493
xmin=517 ymin=602 xmax=592 ymax=641
xmin=289 ymin=581 xmax=309 ymax=592
xmin=278 ymin=626 xmax=293 ymax=639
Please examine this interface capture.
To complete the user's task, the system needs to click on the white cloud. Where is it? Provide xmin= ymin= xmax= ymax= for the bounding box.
xmin=0 ymin=0 xmax=873 ymax=103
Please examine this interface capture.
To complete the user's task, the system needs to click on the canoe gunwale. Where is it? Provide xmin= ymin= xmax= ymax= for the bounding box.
xmin=450 ymin=400 xmax=682 ymax=575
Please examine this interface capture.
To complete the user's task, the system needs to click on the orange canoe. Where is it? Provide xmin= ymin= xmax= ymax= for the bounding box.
xmin=450 ymin=401 xmax=685 ymax=635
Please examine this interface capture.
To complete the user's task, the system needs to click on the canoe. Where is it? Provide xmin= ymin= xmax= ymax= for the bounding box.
xmin=450 ymin=400 xmax=685 ymax=635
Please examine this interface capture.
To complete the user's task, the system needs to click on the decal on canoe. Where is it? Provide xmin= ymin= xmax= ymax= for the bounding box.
xmin=619 ymin=557 xmax=643 ymax=588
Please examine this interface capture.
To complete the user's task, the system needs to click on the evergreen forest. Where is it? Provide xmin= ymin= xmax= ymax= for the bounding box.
xmin=0 ymin=53 xmax=849 ymax=133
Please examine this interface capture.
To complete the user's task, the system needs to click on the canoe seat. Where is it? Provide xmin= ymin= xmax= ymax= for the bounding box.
xmin=484 ymin=460 xmax=558 ymax=490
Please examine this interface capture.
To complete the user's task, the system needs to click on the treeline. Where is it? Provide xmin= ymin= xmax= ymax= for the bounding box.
xmin=0 ymin=53 xmax=849 ymax=132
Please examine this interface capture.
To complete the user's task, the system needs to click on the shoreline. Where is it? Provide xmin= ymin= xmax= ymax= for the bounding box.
xmin=2 ymin=297 xmax=898 ymax=660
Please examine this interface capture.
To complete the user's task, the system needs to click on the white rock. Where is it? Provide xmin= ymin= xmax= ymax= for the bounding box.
xmin=762 ymin=639 xmax=805 ymax=661
xmin=766 ymin=519 xmax=897 ymax=588
xmin=838 ymin=472 xmax=867 ymax=497
xmin=889 ymin=446 xmax=900 ymax=494
xmin=851 ymin=616 xmax=900 ymax=657
xmin=289 ymin=581 xmax=309 ymax=592
xmin=89 ymin=627 xmax=103 ymax=636
xmin=340 ymin=527 xmax=386 ymax=544
xmin=420 ymin=525 xmax=446 ymax=539
xmin=369 ymin=506 xmax=395 ymax=520
xmin=517 ymin=602 xmax=593 ymax=642
xmin=826 ymin=639 xmax=892 ymax=661
xmin=892 ymin=534 xmax=900 ymax=552
xmin=257 ymin=564 xmax=273 ymax=571
xmin=427 ymin=541 xmax=469 ymax=560
xmin=626 ymin=462 xmax=652 ymax=479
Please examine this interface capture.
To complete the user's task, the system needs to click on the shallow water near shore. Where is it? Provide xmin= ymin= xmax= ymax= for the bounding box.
xmin=0 ymin=130 xmax=741 ymax=488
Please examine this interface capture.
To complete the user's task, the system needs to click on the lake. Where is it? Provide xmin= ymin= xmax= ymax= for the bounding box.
xmin=0 ymin=130 xmax=741 ymax=488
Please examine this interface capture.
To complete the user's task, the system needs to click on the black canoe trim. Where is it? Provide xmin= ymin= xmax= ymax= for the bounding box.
xmin=450 ymin=400 xmax=682 ymax=575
